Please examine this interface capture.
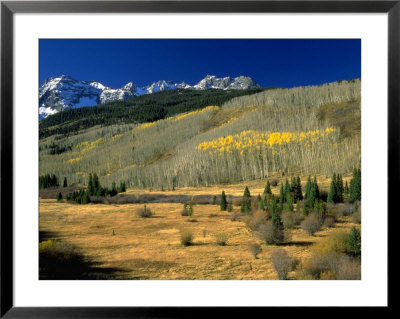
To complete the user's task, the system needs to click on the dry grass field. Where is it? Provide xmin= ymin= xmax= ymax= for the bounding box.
xmin=39 ymin=176 xmax=357 ymax=280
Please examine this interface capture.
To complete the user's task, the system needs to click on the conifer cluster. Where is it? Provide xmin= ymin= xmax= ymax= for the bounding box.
xmin=327 ymin=173 xmax=344 ymax=203
xmin=39 ymin=174 xmax=59 ymax=189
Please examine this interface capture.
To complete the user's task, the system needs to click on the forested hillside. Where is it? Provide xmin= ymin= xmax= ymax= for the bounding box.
xmin=39 ymin=80 xmax=361 ymax=190
xmin=39 ymin=88 xmax=267 ymax=139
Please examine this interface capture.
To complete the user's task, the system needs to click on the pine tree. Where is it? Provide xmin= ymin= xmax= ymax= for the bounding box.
xmin=279 ymin=184 xmax=285 ymax=211
xmin=264 ymin=180 xmax=272 ymax=195
xmin=81 ymin=190 xmax=90 ymax=204
xmin=88 ymin=173 xmax=94 ymax=196
xmin=263 ymin=195 xmax=269 ymax=211
xmin=293 ymin=176 xmax=303 ymax=201
xmin=271 ymin=197 xmax=281 ymax=229
xmin=285 ymin=192 xmax=294 ymax=212
xmin=347 ymin=226 xmax=361 ymax=257
xmin=313 ymin=176 xmax=320 ymax=200
xmin=305 ymin=175 xmax=312 ymax=200
xmin=241 ymin=186 xmax=251 ymax=214
xmin=93 ymin=173 xmax=100 ymax=192
xmin=344 ymin=181 xmax=349 ymax=195
xmin=327 ymin=177 xmax=338 ymax=203
xmin=284 ymin=179 xmax=291 ymax=198
xmin=56 ymin=192 xmax=63 ymax=202
xmin=220 ymin=190 xmax=227 ymax=211
xmin=336 ymin=174 xmax=344 ymax=203
xmin=290 ymin=177 xmax=296 ymax=192
xmin=63 ymin=177 xmax=67 ymax=187
xmin=244 ymin=186 xmax=251 ymax=198
xmin=349 ymin=168 xmax=361 ymax=203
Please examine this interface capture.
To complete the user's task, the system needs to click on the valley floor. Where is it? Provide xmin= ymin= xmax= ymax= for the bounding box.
xmin=39 ymin=180 xmax=357 ymax=280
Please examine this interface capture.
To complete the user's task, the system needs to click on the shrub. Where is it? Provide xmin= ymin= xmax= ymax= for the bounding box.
xmin=232 ymin=198 xmax=242 ymax=206
xmin=270 ymin=249 xmax=293 ymax=280
xmin=216 ymin=234 xmax=228 ymax=246
xmin=255 ymin=222 xmax=285 ymax=245
xmin=180 ymin=231 xmax=193 ymax=246
xmin=248 ymin=243 xmax=262 ymax=259
xmin=136 ymin=205 xmax=153 ymax=218
xmin=181 ymin=203 xmax=193 ymax=216
xmin=246 ymin=210 xmax=267 ymax=231
xmin=323 ymin=216 xmax=335 ymax=228
xmin=336 ymin=255 xmax=361 ymax=280
xmin=227 ymin=204 xmax=233 ymax=212
xmin=352 ymin=206 xmax=361 ymax=224
xmin=230 ymin=211 xmax=241 ymax=221
xmin=341 ymin=202 xmax=354 ymax=216
xmin=181 ymin=209 xmax=189 ymax=216
xmin=270 ymin=179 xmax=279 ymax=187
xmin=313 ymin=231 xmax=349 ymax=256
xmin=301 ymin=252 xmax=340 ymax=279
xmin=301 ymin=213 xmax=322 ymax=236
xmin=39 ymin=239 xmax=80 ymax=263
xmin=282 ymin=211 xmax=302 ymax=229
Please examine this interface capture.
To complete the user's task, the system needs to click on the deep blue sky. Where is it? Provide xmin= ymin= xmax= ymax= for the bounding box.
xmin=39 ymin=39 xmax=361 ymax=88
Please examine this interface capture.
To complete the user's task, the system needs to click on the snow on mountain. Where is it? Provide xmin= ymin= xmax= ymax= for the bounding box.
xmin=39 ymin=74 xmax=261 ymax=119
xmin=193 ymin=75 xmax=261 ymax=90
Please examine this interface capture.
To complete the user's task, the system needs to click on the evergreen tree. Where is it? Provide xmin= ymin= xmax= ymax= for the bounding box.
xmin=244 ymin=186 xmax=251 ymax=198
xmin=264 ymin=180 xmax=272 ymax=195
xmin=336 ymin=174 xmax=344 ymax=203
xmin=63 ymin=177 xmax=67 ymax=188
xmin=271 ymin=197 xmax=281 ymax=228
xmin=285 ymin=192 xmax=294 ymax=212
xmin=81 ymin=190 xmax=90 ymax=204
xmin=220 ymin=190 xmax=227 ymax=211
xmin=327 ymin=177 xmax=338 ymax=203
xmin=290 ymin=177 xmax=296 ymax=192
xmin=304 ymin=175 xmax=312 ymax=200
xmin=349 ymin=168 xmax=361 ymax=203
xmin=293 ymin=176 xmax=303 ymax=201
xmin=279 ymin=184 xmax=285 ymax=211
xmin=56 ymin=192 xmax=63 ymax=202
xmin=284 ymin=179 xmax=291 ymax=198
xmin=111 ymin=181 xmax=118 ymax=197
xmin=88 ymin=173 xmax=94 ymax=196
xmin=263 ymin=195 xmax=269 ymax=211
xmin=93 ymin=173 xmax=100 ymax=192
xmin=347 ymin=226 xmax=361 ymax=257
xmin=344 ymin=181 xmax=349 ymax=195
xmin=313 ymin=176 xmax=320 ymax=200
xmin=241 ymin=186 xmax=251 ymax=214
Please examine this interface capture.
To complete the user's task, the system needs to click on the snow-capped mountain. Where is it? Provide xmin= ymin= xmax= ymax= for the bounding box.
xmin=39 ymin=75 xmax=261 ymax=119
xmin=193 ymin=75 xmax=260 ymax=90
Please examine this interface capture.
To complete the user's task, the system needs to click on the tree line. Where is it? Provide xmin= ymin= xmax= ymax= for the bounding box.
xmin=39 ymin=88 xmax=264 ymax=139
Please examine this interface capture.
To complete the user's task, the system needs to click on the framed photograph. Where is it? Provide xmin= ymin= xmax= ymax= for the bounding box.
xmin=1 ymin=0 xmax=395 ymax=316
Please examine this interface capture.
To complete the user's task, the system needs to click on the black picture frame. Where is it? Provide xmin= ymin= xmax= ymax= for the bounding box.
xmin=1 ymin=1 xmax=395 ymax=317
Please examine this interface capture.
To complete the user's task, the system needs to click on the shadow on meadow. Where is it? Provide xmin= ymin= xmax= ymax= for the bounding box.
xmin=39 ymin=231 xmax=127 ymax=280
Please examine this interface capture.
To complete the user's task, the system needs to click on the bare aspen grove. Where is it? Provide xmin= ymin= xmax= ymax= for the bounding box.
xmin=39 ymin=80 xmax=360 ymax=190
xmin=39 ymin=79 xmax=362 ymax=280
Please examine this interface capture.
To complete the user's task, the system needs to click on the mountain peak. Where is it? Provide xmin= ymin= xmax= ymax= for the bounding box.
xmin=39 ymin=74 xmax=261 ymax=119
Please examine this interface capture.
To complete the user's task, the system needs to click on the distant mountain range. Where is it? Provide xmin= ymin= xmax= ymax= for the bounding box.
xmin=39 ymin=75 xmax=261 ymax=119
